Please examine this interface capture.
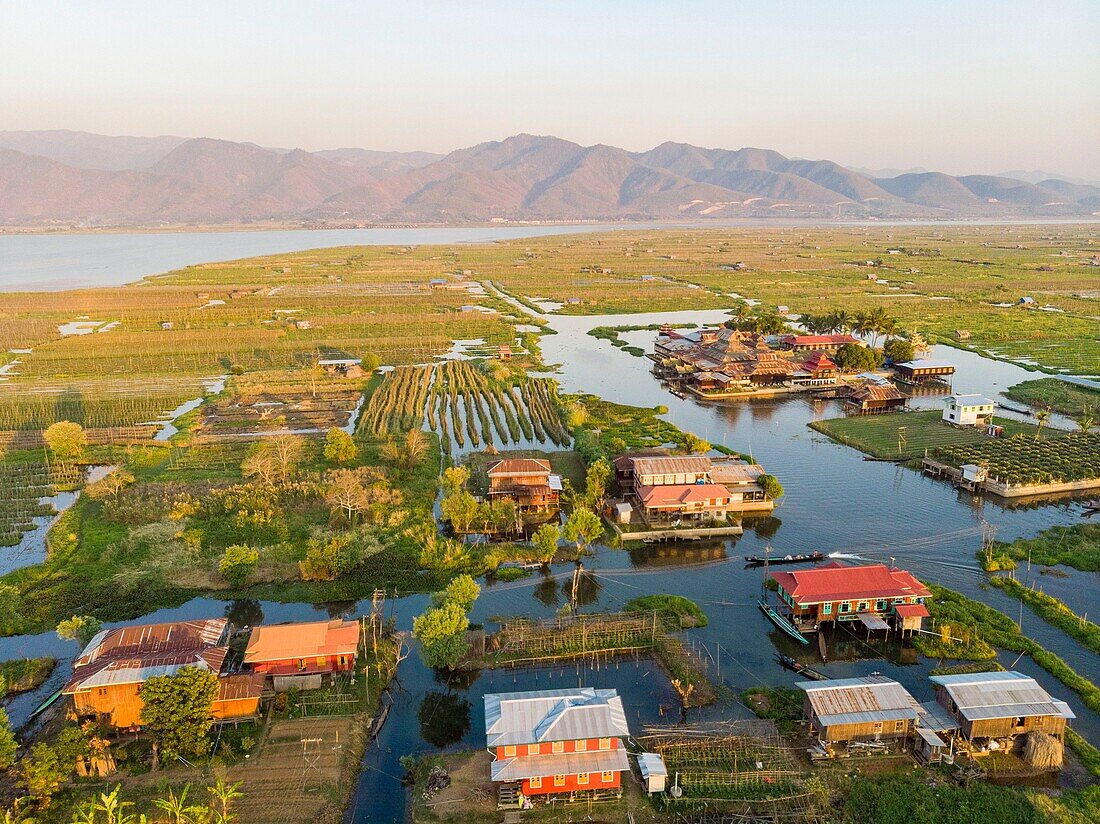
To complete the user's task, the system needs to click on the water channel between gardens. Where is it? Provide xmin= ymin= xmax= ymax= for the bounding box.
xmin=1 ymin=306 xmax=1096 ymax=824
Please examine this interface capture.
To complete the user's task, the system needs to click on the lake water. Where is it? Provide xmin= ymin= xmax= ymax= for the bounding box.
xmin=0 ymin=226 xmax=623 ymax=291
xmin=1 ymin=263 xmax=1097 ymax=822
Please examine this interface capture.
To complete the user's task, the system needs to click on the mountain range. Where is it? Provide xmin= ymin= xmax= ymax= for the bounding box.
xmin=0 ymin=130 xmax=1096 ymax=227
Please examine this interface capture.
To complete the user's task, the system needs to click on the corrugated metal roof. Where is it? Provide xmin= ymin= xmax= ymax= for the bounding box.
xmin=798 ymin=675 xmax=919 ymax=727
xmin=771 ymin=562 xmax=930 ymax=604
xmin=75 ymin=619 xmax=228 ymax=668
xmin=628 ymin=455 xmax=712 ymax=477
xmin=897 ymin=359 xmax=955 ymax=370
xmin=915 ymin=700 xmax=960 ymax=733
xmin=486 ymin=458 xmax=552 ymax=476
xmin=244 ymin=619 xmax=359 ymax=664
xmin=637 ymin=752 xmax=668 ymax=779
xmin=490 ymin=747 xmax=629 ymax=782
xmin=929 ymin=670 xmax=1074 ymax=721
xmin=917 ymin=727 xmax=947 ymax=748
xmin=484 ymin=688 xmax=630 ymax=747
xmin=858 ymin=614 xmax=890 ymax=630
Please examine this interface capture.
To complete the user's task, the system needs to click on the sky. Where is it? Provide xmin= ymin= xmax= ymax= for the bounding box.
xmin=2 ymin=1 xmax=1098 ymax=179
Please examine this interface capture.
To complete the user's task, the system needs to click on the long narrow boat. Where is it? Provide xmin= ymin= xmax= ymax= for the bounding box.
xmin=774 ymin=653 xmax=827 ymax=680
xmin=757 ymin=599 xmax=809 ymax=645
xmin=744 ymin=550 xmax=824 ymax=566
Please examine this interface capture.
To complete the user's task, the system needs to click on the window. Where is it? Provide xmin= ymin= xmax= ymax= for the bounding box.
xmin=895 ymin=721 xmax=906 ymax=732
xmin=873 ymin=722 xmax=883 ymax=734
xmin=875 ymin=600 xmax=886 ymax=611
xmin=578 ymin=772 xmax=589 ymax=785
xmin=527 ymin=744 xmax=540 ymax=756
xmin=297 ymin=659 xmax=307 ymax=671
xmin=554 ymin=775 xmax=565 ymax=787
xmin=316 ymin=655 xmax=326 ymax=665
xmin=98 ymin=688 xmax=108 ymax=696
xmin=529 ymin=776 xmax=542 ymax=789
xmin=598 ymin=738 xmax=611 ymax=750
xmin=552 ymin=741 xmax=564 ymax=754
xmin=601 ymin=771 xmax=614 ymax=783
xmin=857 ymin=602 xmax=868 ymax=612
xmin=503 ymin=746 xmax=516 ymax=758
xmin=575 ymin=739 xmax=587 ymax=751
xmin=839 ymin=602 xmax=851 ymax=614
xmin=822 ymin=602 xmax=833 ymax=615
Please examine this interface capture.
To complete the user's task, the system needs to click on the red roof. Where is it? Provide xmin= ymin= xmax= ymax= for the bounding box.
xmin=637 ymin=483 xmax=733 ymax=508
xmin=770 ymin=562 xmax=931 ymax=605
xmin=801 ymin=352 xmax=837 ymax=371
xmin=781 ymin=334 xmax=860 ymax=346
xmin=893 ymin=603 xmax=930 ymax=618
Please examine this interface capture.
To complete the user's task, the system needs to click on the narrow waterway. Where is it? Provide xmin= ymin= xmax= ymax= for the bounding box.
xmin=1 ymin=304 xmax=1095 ymax=823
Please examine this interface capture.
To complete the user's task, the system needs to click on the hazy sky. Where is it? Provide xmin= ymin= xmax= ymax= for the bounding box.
xmin=3 ymin=1 xmax=1098 ymax=178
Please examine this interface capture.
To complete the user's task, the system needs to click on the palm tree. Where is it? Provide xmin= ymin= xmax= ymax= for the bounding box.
xmin=829 ymin=310 xmax=854 ymax=334
xmin=1075 ymin=408 xmax=1095 ymax=432
xmin=1034 ymin=409 xmax=1051 ymax=441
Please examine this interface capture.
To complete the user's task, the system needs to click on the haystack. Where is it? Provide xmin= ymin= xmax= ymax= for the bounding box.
xmin=1021 ymin=730 xmax=1063 ymax=769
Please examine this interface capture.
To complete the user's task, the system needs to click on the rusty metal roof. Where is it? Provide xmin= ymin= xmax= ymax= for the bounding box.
xmin=628 ymin=455 xmax=712 ymax=477
xmin=486 ymin=458 xmax=552 ymax=476
xmin=75 ymin=619 xmax=228 ymax=668
xmin=797 ymin=675 xmax=919 ymax=727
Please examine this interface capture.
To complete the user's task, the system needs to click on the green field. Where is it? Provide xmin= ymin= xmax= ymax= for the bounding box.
xmin=808 ymin=409 xmax=1047 ymax=460
xmin=1004 ymin=377 xmax=1100 ymax=419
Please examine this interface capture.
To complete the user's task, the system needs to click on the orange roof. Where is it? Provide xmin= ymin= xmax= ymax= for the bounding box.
xmin=244 ymin=619 xmax=359 ymax=665
xmin=486 ymin=458 xmax=552 ymax=477
xmin=638 ymin=483 xmax=733 ymax=508
xmin=216 ymin=672 xmax=266 ymax=702
xmin=770 ymin=562 xmax=931 ymax=605
xmin=801 ymin=352 xmax=838 ymax=371
xmin=893 ymin=603 xmax=930 ymax=619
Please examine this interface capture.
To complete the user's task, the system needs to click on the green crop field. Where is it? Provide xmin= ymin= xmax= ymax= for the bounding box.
xmin=809 ymin=409 xmax=1048 ymax=461
xmin=1003 ymin=377 xmax=1100 ymax=419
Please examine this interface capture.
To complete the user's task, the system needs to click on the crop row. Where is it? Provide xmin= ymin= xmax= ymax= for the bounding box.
xmin=931 ymin=431 xmax=1100 ymax=486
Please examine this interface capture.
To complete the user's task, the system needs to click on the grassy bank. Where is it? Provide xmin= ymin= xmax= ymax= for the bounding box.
xmin=988 ymin=576 xmax=1100 ymax=655
xmin=982 ymin=523 xmax=1100 ymax=572
xmin=809 ymin=409 xmax=1045 ymax=461
xmin=0 ymin=656 xmax=56 ymax=698
xmin=1004 ymin=377 xmax=1100 ymax=419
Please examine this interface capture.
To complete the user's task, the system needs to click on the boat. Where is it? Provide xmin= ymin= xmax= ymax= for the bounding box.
xmin=758 ymin=599 xmax=809 ymax=645
xmin=745 ymin=550 xmax=824 ymax=566
xmin=774 ymin=653 xmax=827 ymax=680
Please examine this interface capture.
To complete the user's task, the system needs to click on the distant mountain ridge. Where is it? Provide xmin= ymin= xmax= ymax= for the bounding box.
xmin=0 ymin=130 xmax=1095 ymax=227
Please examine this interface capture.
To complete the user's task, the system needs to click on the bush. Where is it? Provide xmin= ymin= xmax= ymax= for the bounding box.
xmin=757 ymin=473 xmax=784 ymax=499
xmin=834 ymin=343 xmax=882 ymax=372
xmin=219 ymin=545 xmax=259 ymax=587
xmin=625 ymin=594 xmax=708 ymax=627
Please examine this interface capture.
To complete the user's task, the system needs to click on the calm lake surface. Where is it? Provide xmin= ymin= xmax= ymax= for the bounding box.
xmin=0 ymin=226 xmax=623 ymax=291
xmin=1 ymin=265 xmax=1096 ymax=822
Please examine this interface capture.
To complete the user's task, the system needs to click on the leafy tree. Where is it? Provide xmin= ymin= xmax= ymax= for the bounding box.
xmin=583 ymin=458 xmax=611 ymax=511
xmin=681 ymin=434 xmax=710 ymax=455
xmin=299 ymin=531 xmax=377 ymax=581
xmin=757 ymin=474 xmax=785 ymax=500
xmin=0 ymin=584 xmax=21 ymax=634
xmin=412 ymin=604 xmax=470 ymax=669
xmin=218 ymin=545 xmax=259 ymax=587
xmin=440 ymin=490 xmax=478 ymax=533
xmin=441 ymin=466 xmax=470 ymax=495
xmin=56 ymin=615 xmax=103 ymax=648
xmin=323 ymin=427 xmax=357 ymax=465
xmin=608 ymin=436 xmax=626 ymax=455
xmin=0 ymin=708 xmax=16 ymax=770
xmin=433 ymin=574 xmax=480 ymax=612
xmin=486 ymin=497 xmax=519 ymax=534
xmin=44 ymin=421 xmax=86 ymax=463
xmin=563 ymin=507 xmax=603 ymax=556
xmin=833 ymin=343 xmax=881 ymax=372
xmin=566 ymin=402 xmax=588 ymax=429
xmin=20 ymin=742 xmax=67 ymax=809
xmin=361 ymin=353 xmax=381 ymax=372
xmin=139 ymin=665 xmax=218 ymax=768
xmin=883 ymin=337 xmax=915 ymax=364
xmin=531 ymin=523 xmax=560 ymax=564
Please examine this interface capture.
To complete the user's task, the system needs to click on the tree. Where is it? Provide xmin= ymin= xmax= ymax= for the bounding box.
xmin=139 ymin=665 xmax=218 ymax=768
xmin=323 ymin=427 xmax=357 ymax=465
xmin=299 ymin=531 xmax=375 ymax=581
xmin=412 ymin=604 xmax=469 ymax=669
xmin=207 ymin=778 xmax=244 ymax=824
xmin=86 ymin=469 xmax=135 ymax=502
xmin=563 ymin=507 xmax=603 ymax=556
xmin=440 ymin=490 xmax=478 ymax=533
xmin=441 ymin=466 xmax=470 ymax=495
xmin=404 ymin=429 xmax=429 ymax=466
xmin=583 ymin=458 xmax=611 ymax=511
xmin=324 ymin=468 xmax=369 ymax=523
xmin=44 ymin=421 xmax=86 ymax=463
xmin=757 ymin=474 xmax=785 ymax=500
xmin=20 ymin=742 xmax=67 ymax=809
xmin=56 ymin=615 xmax=102 ymax=648
xmin=241 ymin=448 xmax=279 ymax=487
xmin=681 ymin=434 xmax=710 ymax=455
xmin=1075 ymin=408 xmax=1095 ymax=433
xmin=566 ymin=402 xmax=588 ymax=429
xmin=267 ymin=434 xmax=303 ymax=485
xmin=433 ymin=574 xmax=480 ymax=612
xmin=883 ymin=337 xmax=915 ymax=364
xmin=531 ymin=523 xmax=560 ymax=564
xmin=0 ymin=708 xmax=16 ymax=770
xmin=833 ymin=343 xmax=881 ymax=372
xmin=1034 ymin=409 xmax=1051 ymax=441
xmin=218 ymin=545 xmax=259 ymax=588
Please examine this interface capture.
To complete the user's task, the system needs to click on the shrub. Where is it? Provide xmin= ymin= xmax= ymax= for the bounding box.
xmin=757 ymin=473 xmax=784 ymax=499
xmin=219 ymin=545 xmax=259 ymax=587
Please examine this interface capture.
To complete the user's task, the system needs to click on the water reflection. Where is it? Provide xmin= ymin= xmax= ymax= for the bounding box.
xmin=224 ymin=599 xmax=264 ymax=628
xmin=417 ymin=690 xmax=472 ymax=748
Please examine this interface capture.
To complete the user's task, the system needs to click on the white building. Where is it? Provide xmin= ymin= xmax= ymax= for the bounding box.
xmin=943 ymin=394 xmax=996 ymax=427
